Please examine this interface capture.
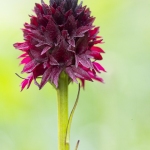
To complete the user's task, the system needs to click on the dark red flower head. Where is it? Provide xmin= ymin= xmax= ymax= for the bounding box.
xmin=14 ymin=0 xmax=105 ymax=90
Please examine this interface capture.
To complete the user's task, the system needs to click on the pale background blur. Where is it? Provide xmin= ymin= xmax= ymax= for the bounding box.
xmin=0 ymin=0 xmax=150 ymax=150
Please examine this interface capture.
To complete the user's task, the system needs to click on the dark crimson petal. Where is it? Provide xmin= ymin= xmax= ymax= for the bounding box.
xmin=22 ymin=28 xmax=32 ymax=35
xmin=20 ymin=57 xmax=31 ymax=65
xmin=91 ymin=46 xmax=105 ymax=53
xmin=30 ymin=16 xmax=38 ymax=27
xmin=76 ymin=35 xmax=88 ymax=54
xmin=31 ymin=30 xmax=45 ymax=42
xmin=18 ymin=53 xmax=28 ymax=58
xmin=41 ymin=0 xmax=50 ymax=15
xmin=76 ymin=54 xmax=93 ymax=68
xmin=40 ymin=67 xmax=52 ymax=89
xmin=13 ymin=42 xmax=30 ymax=51
xmin=65 ymin=67 xmax=78 ymax=83
xmin=70 ymin=0 xmax=78 ymax=10
xmin=93 ymin=39 xmax=103 ymax=45
xmin=64 ymin=9 xmax=72 ymax=18
xmin=33 ymin=78 xmax=40 ymax=87
xmin=76 ymin=26 xmax=91 ymax=37
xmin=30 ymin=48 xmax=41 ymax=58
xmin=61 ymin=30 xmax=69 ymax=39
xmin=52 ymin=38 xmax=68 ymax=62
xmin=40 ymin=66 xmax=61 ymax=88
xmin=49 ymin=55 xmax=59 ymax=65
xmin=72 ymin=66 xmax=93 ymax=81
xmin=65 ymin=15 xmax=77 ymax=37
xmin=45 ymin=17 xmax=60 ymax=44
xmin=93 ymin=75 xmax=104 ymax=82
xmin=24 ymin=22 xmax=36 ymax=29
xmin=79 ymin=78 xmax=85 ymax=89
xmin=53 ymin=8 xmax=64 ymax=24
xmin=90 ymin=51 xmax=103 ymax=60
xmin=75 ymin=2 xmax=84 ymax=15
xmin=27 ymin=75 xmax=34 ymax=89
xmin=21 ymin=79 xmax=28 ymax=91
xmin=41 ymin=45 xmax=52 ymax=55
xmin=88 ymin=70 xmax=104 ymax=83
xmin=50 ymin=67 xmax=62 ymax=87
xmin=22 ymin=59 xmax=39 ymax=73
xmin=93 ymin=62 xmax=106 ymax=72
xmin=35 ymin=41 xmax=46 ymax=47
xmin=86 ymin=17 xmax=95 ymax=26
xmin=67 ymin=45 xmax=75 ymax=53
xmin=68 ymin=38 xmax=75 ymax=47
xmin=34 ymin=3 xmax=43 ymax=16
xmin=50 ymin=0 xmax=59 ymax=6
xmin=32 ymin=65 xmax=45 ymax=87
xmin=20 ymin=74 xmax=33 ymax=91
xmin=89 ymin=27 xmax=99 ymax=38
xmin=75 ymin=55 xmax=79 ymax=67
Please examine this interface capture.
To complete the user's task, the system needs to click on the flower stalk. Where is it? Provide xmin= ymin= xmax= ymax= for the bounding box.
xmin=57 ymin=72 xmax=69 ymax=150
xmin=14 ymin=0 xmax=105 ymax=150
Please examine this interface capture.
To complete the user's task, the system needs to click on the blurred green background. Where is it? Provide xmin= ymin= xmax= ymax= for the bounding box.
xmin=0 ymin=0 xmax=150 ymax=150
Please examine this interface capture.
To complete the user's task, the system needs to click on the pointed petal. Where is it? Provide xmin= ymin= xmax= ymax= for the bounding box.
xmin=79 ymin=79 xmax=85 ymax=89
xmin=49 ymin=55 xmax=59 ymax=65
xmin=93 ymin=62 xmax=106 ymax=72
xmin=89 ymin=27 xmax=99 ymax=38
xmin=72 ymin=66 xmax=93 ymax=81
xmin=68 ymin=38 xmax=75 ymax=47
xmin=76 ymin=26 xmax=91 ymax=37
xmin=75 ymin=55 xmax=79 ymax=67
xmin=93 ymin=39 xmax=103 ymax=44
xmin=13 ymin=42 xmax=30 ymax=51
xmin=27 ymin=75 xmax=34 ymax=89
xmin=22 ymin=60 xmax=39 ymax=73
xmin=76 ymin=54 xmax=93 ymax=68
xmin=65 ymin=15 xmax=77 ymax=37
xmin=41 ymin=46 xmax=52 ymax=55
xmin=41 ymin=0 xmax=50 ymax=14
xmin=65 ymin=67 xmax=78 ymax=83
xmin=88 ymin=71 xmax=104 ymax=83
xmin=62 ymin=30 xmax=69 ymax=39
xmin=91 ymin=46 xmax=105 ymax=53
xmin=18 ymin=53 xmax=28 ymax=58
xmin=45 ymin=17 xmax=60 ymax=44
xmin=20 ymin=74 xmax=33 ymax=91
xmin=90 ymin=51 xmax=103 ymax=60
xmin=40 ymin=67 xmax=52 ymax=89
xmin=50 ymin=67 xmax=62 ymax=87
xmin=20 ymin=57 xmax=31 ymax=65
xmin=21 ymin=79 xmax=28 ymax=91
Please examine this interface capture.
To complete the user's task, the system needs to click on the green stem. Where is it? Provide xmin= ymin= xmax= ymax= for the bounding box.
xmin=57 ymin=72 xmax=69 ymax=150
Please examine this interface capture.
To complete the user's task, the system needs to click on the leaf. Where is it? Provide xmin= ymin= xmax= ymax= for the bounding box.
xmin=65 ymin=84 xmax=80 ymax=147
xmin=75 ymin=140 xmax=80 ymax=150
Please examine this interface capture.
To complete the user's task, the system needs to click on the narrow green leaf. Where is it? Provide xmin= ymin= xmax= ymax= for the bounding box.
xmin=65 ymin=84 xmax=80 ymax=149
xmin=75 ymin=140 xmax=80 ymax=150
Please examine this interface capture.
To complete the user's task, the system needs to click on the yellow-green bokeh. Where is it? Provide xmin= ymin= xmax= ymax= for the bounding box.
xmin=0 ymin=0 xmax=150 ymax=150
